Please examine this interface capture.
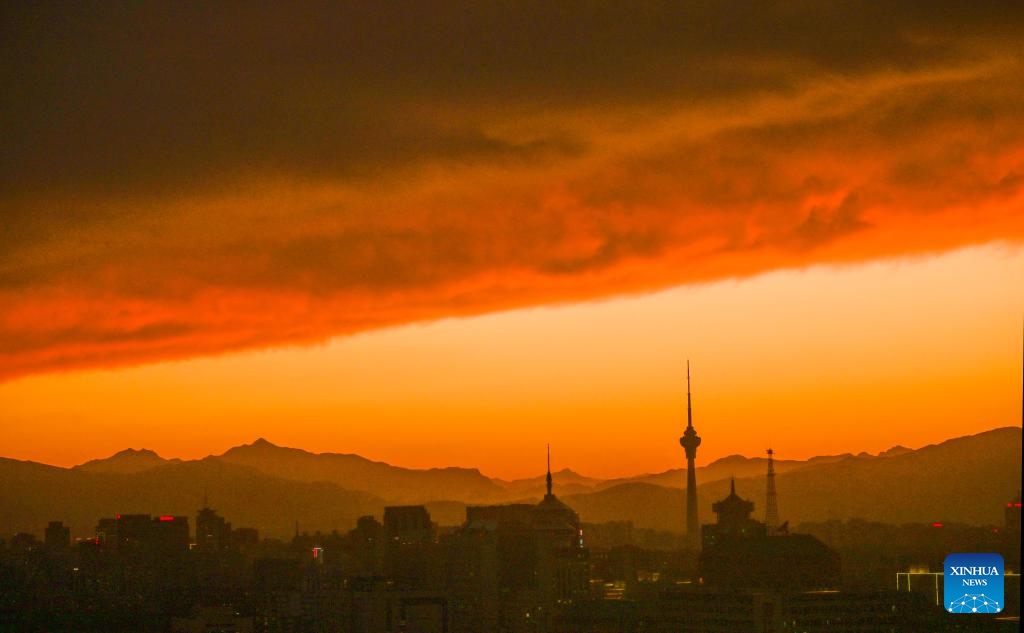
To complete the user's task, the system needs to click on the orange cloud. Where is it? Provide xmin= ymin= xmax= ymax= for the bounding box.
xmin=2 ymin=4 xmax=1023 ymax=381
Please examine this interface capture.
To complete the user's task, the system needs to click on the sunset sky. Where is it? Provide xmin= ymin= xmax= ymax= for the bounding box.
xmin=2 ymin=3 xmax=1022 ymax=479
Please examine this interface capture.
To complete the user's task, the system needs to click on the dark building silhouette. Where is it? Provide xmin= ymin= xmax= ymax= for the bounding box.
xmin=349 ymin=515 xmax=385 ymax=577
xmin=196 ymin=500 xmax=232 ymax=551
xmin=382 ymin=505 xmax=442 ymax=591
xmin=703 ymin=479 xmax=765 ymax=543
xmin=44 ymin=521 xmax=70 ymax=550
xmin=384 ymin=505 xmax=434 ymax=545
xmin=110 ymin=513 xmax=150 ymax=549
xmin=149 ymin=515 xmax=191 ymax=552
xmin=94 ymin=513 xmax=190 ymax=552
xmin=253 ymin=556 xmax=307 ymax=632
xmin=8 ymin=532 xmax=39 ymax=552
xmin=231 ymin=526 xmax=260 ymax=550
xmin=449 ymin=449 xmax=588 ymax=632
xmin=678 ymin=361 xmax=702 ymax=546
xmin=700 ymin=479 xmax=839 ymax=590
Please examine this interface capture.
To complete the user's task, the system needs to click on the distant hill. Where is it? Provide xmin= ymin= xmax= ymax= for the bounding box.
xmin=0 ymin=457 xmax=383 ymax=539
xmin=216 ymin=438 xmax=507 ymax=504
xmin=75 ymin=448 xmax=180 ymax=474
xmin=602 ymin=452 xmax=853 ymax=491
xmin=766 ymin=427 xmax=1022 ymax=526
xmin=493 ymin=468 xmax=606 ymax=498
xmin=566 ymin=483 xmax=685 ymax=533
xmin=0 ymin=426 xmax=1018 ymax=540
xmin=565 ymin=427 xmax=1021 ymax=530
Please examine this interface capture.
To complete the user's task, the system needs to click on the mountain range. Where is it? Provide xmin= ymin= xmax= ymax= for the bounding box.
xmin=1 ymin=427 xmax=1019 ymax=539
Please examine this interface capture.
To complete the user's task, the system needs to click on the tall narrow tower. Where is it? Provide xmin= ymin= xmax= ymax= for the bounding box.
xmin=679 ymin=361 xmax=702 ymax=545
xmin=546 ymin=443 xmax=553 ymax=498
xmin=765 ymin=448 xmax=779 ymax=531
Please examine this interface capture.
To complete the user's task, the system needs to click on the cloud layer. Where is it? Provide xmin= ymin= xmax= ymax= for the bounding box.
xmin=2 ymin=1 xmax=1023 ymax=380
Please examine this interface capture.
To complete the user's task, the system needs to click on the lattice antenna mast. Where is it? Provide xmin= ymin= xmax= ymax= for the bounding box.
xmin=765 ymin=448 xmax=779 ymax=531
xmin=546 ymin=443 xmax=553 ymax=497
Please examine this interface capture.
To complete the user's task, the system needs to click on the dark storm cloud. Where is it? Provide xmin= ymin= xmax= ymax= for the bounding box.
xmin=2 ymin=1 xmax=1015 ymax=196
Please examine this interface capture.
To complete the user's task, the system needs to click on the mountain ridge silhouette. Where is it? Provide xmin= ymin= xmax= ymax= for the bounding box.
xmin=2 ymin=426 xmax=1018 ymax=539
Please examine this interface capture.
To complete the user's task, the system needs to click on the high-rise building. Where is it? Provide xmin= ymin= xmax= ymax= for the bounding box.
xmin=450 ymin=449 xmax=589 ymax=632
xmin=383 ymin=505 xmax=440 ymax=589
xmin=349 ymin=515 xmax=384 ymax=577
xmin=383 ymin=506 xmax=433 ymax=545
xmin=679 ymin=361 xmax=702 ymax=546
xmin=196 ymin=502 xmax=232 ymax=551
xmin=93 ymin=514 xmax=190 ymax=552
xmin=44 ymin=521 xmax=70 ymax=550
xmin=147 ymin=515 xmax=190 ymax=552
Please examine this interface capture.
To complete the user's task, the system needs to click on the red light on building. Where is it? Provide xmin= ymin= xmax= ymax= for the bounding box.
xmin=116 ymin=514 xmax=122 ymax=519
xmin=932 ymin=522 xmax=943 ymax=528
xmin=158 ymin=515 xmax=175 ymax=522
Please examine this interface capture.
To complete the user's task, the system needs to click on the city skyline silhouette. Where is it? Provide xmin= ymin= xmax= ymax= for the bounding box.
xmin=2 ymin=420 xmax=1019 ymax=632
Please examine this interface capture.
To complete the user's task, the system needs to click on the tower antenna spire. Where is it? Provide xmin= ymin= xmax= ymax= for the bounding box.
xmin=686 ymin=360 xmax=694 ymax=429
xmin=546 ymin=443 xmax=553 ymax=497
xmin=679 ymin=359 xmax=702 ymax=547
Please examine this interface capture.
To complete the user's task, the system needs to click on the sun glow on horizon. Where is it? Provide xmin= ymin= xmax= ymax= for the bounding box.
xmin=2 ymin=243 xmax=1021 ymax=480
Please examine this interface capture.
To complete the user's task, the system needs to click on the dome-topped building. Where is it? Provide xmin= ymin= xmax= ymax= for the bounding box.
xmin=453 ymin=445 xmax=589 ymax=628
xmin=533 ymin=445 xmax=582 ymax=548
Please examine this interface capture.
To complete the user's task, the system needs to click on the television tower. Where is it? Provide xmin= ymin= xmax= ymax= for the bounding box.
xmin=679 ymin=361 xmax=702 ymax=545
xmin=765 ymin=448 xmax=779 ymax=531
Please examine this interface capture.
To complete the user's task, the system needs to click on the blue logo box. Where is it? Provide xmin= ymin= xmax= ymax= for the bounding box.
xmin=943 ymin=553 xmax=1004 ymax=614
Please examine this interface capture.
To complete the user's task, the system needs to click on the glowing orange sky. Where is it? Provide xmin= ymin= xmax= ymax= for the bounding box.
xmin=1 ymin=3 xmax=1023 ymax=478
xmin=2 ymin=245 xmax=1021 ymax=479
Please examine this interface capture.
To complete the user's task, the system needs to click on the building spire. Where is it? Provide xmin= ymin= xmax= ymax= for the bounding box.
xmin=546 ymin=443 xmax=553 ymax=497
